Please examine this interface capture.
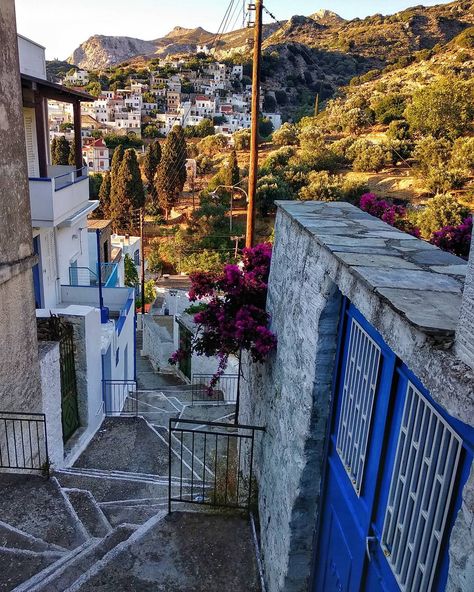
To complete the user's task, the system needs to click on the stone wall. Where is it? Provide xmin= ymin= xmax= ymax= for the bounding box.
xmin=38 ymin=341 xmax=63 ymax=468
xmin=0 ymin=0 xmax=42 ymax=410
xmin=456 ymin=243 xmax=474 ymax=369
xmin=142 ymin=314 xmax=175 ymax=373
xmin=241 ymin=201 xmax=474 ymax=592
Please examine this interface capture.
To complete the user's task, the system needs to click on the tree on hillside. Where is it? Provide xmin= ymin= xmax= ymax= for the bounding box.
xmin=155 ymin=125 xmax=187 ymax=218
xmin=109 ymin=144 xmax=124 ymax=205
xmin=405 ymin=77 xmax=474 ymax=140
xmin=52 ymin=136 xmax=70 ymax=165
xmin=110 ymin=149 xmax=145 ymax=232
xmin=97 ymin=171 xmax=111 ymax=218
xmin=224 ymin=150 xmax=240 ymax=188
xmin=143 ymin=140 xmax=162 ymax=209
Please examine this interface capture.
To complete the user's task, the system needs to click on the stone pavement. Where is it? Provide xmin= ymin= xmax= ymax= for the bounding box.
xmin=0 ymin=333 xmax=260 ymax=591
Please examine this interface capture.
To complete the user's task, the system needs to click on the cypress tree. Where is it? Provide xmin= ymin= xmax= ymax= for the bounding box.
xmin=143 ymin=140 xmax=162 ymax=208
xmin=110 ymin=149 xmax=144 ymax=233
xmin=53 ymin=136 xmax=70 ymax=165
xmin=50 ymin=137 xmax=58 ymax=164
xmin=98 ymin=171 xmax=111 ymax=218
xmin=155 ymin=125 xmax=187 ymax=218
xmin=68 ymin=142 xmax=76 ymax=167
xmin=225 ymin=149 xmax=240 ymax=188
xmin=109 ymin=144 xmax=124 ymax=200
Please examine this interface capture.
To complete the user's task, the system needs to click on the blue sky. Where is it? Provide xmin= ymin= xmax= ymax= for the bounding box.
xmin=15 ymin=0 xmax=454 ymax=60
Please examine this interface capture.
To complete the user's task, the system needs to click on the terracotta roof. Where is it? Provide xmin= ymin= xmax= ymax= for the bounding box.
xmin=87 ymin=219 xmax=111 ymax=230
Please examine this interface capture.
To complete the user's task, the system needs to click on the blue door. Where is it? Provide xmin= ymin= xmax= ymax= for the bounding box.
xmin=313 ymin=302 xmax=473 ymax=592
xmin=32 ymin=236 xmax=43 ymax=308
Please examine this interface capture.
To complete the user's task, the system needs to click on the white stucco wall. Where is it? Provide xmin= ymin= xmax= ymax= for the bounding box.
xmin=38 ymin=341 xmax=64 ymax=468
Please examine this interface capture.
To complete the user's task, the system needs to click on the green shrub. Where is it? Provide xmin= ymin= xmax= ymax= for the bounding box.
xmin=405 ymin=77 xmax=474 ymax=139
xmin=372 ymin=93 xmax=406 ymax=124
xmin=256 ymin=174 xmax=292 ymax=216
xmin=415 ymin=194 xmax=471 ymax=238
xmin=233 ymin=129 xmax=251 ymax=150
xmin=454 ymin=26 xmax=474 ymax=49
xmin=272 ymin=123 xmax=299 ymax=147
xmin=347 ymin=140 xmax=387 ymax=172
xmin=413 ymin=136 xmax=468 ymax=192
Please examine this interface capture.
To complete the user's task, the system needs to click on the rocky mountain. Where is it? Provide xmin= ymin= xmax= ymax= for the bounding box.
xmin=67 ymin=23 xmax=279 ymax=69
xmin=309 ymin=9 xmax=346 ymax=26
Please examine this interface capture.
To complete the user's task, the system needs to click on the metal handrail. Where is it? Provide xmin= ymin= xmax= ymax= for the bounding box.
xmin=0 ymin=412 xmax=49 ymax=472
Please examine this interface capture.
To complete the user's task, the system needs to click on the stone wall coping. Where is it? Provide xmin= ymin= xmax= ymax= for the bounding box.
xmin=276 ymin=201 xmax=467 ymax=338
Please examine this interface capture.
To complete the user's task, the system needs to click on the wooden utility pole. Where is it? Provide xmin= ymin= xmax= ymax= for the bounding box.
xmin=246 ymin=0 xmax=263 ymax=249
xmin=140 ymin=208 xmax=146 ymax=315
xmin=314 ymin=93 xmax=320 ymax=117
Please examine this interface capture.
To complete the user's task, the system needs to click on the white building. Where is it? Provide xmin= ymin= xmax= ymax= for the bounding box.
xmin=64 ymin=69 xmax=89 ymax=86
xmin=20 ymin=35 xmax=135 ymax=464
xmin=82 ymin=137 xmax=110 ymax=172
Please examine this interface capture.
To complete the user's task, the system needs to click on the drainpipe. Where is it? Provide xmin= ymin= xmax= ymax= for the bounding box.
xmin=96 ymin=229 xmax=109 ymax=323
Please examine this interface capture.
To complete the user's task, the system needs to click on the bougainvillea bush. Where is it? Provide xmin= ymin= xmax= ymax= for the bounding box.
xmin=430 ymin=216 xmax=472 ymax=260
xmin=169 ymin=243 xmax=277 ymax=387
xmin=359 ymin=193 xmax=420 ymax=237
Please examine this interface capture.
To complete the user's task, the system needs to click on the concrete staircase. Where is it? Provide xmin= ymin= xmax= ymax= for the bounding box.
xmin=0 ymin=352 xmax=259 ymax=591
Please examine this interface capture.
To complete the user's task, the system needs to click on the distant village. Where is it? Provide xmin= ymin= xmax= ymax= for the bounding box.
xmin=49 ymin=45 xmax=282 ymax=173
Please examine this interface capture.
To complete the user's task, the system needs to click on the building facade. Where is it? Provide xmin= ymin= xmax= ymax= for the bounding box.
xmin=241 ymin=201 xmax=474 ymax=592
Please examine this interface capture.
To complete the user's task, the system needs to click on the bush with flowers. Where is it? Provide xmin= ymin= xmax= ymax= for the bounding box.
xmin=359 ymin=193 xmax=420 ymax=237
xmin=169 ymin=243 xmax=277 ymax=391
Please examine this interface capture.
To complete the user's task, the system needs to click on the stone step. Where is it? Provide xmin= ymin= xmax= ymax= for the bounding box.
xmin=0 ymin=546 xmax=65 ymax=591
xmin=0 ymin=474 xmax=89 ymax=551
xmin=63 ymin=489 xmax=113 ymax=539
xmin=14 ymin=524 xmax=137 ymax=592
xmin=0 ymin=520 xmax=67 ymax=554
xmin=100 ymin=502 xmax=168 ymax=528
xmin=64 ymin=511 xmax=167 ymax=592
xmin=66 ymin=512 xmax=260 ymax=592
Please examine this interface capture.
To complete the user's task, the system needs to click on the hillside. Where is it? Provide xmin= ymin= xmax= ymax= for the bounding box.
xmin=67 ymin=24 xmax=278 ymax=70
xmin=67 ymin=1 xmax=474 ymax=70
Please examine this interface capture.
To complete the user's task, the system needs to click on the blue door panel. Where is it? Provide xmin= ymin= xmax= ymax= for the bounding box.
xmin=313 ymin=301 xmax=472 ymax=592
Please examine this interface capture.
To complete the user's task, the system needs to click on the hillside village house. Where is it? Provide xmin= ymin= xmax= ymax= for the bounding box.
xmin=82 ymin=137 xmax=110 ymax=172
xmin=15 ymin=33 xmax=136 ymax=465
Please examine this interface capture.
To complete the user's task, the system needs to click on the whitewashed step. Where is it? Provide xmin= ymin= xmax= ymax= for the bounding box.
xmin=63 ymin=489 xmax=112 ymax=538
xmin=13 ymin=524 xmax=137 ymax=592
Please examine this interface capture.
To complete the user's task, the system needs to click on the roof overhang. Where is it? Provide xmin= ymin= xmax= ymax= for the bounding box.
xmin=21 ymin=73 xmax=95 ymax=103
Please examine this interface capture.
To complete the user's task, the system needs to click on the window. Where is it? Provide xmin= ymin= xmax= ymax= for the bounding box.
xmin=336 ymin=319 xmax=381 ymax=495
xmin=381 ymin=382 xmax=462 ymax=592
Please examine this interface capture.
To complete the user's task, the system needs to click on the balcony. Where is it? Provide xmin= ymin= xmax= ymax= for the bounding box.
xmin=29 ymin=165 xmax=98 ymax=227
xmin=69 ymin=263 xmax=119 ymax=288
xmin=60 ymin=285 xmax=135 ymax=331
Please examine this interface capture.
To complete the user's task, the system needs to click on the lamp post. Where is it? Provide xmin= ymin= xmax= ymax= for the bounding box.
xmin=210 ymin=184 xmax=248 ymax=233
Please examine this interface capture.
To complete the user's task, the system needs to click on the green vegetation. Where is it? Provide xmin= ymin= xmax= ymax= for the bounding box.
xmin=155 ymin=125 xmax=187 ymax=217
xmin=110 ymin=148 xmax=145 ymax=232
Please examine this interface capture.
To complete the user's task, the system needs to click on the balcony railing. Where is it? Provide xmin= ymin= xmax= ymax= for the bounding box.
xmin=30 ymin=165 xmax=88 ymax=191
xmin=69 ymin=263 xmax=119 ymax=288
xmin=28 ymin=165 xmax=91 ymax=227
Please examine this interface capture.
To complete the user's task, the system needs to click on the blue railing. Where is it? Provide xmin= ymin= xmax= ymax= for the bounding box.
xmin=116 ymin=290 xmax=135 ymax=336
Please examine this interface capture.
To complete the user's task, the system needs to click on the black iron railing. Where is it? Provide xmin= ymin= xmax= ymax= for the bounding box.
xmin=168 ymin=418 xmax=264 ymax=512
xmin=0 ymin=412 xmax=49 ymax=472
xmin=191 ymin=374 xmax=239 ymax=405
xmin=103 ymin=380 xmax=138 ymax=415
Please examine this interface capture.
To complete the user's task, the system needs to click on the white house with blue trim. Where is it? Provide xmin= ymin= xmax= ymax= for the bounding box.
xmin=19 ymin=35 xmax=136 ymax=466
xmin=241 ymin=201 xmax=474 ymax=592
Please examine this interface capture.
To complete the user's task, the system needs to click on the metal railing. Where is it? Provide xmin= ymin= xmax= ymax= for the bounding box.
xmin=191 ymin=374 xmax=239 ymax=404
xmin=0 ymin=412 xmax=49 ymax=472
xmin=168 ymin=418 xmax=264 ymax=512
xmin=68 ymin=263 xmax=118 ymax=287
xmin=103 ymin=380 xmax=138 ymax=415
xmin=51 ymin=166 xmax=88 ymax=191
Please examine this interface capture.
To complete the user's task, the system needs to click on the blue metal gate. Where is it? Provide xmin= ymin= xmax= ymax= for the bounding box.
xmin=313 ymin=302 xmax=474 ymax=592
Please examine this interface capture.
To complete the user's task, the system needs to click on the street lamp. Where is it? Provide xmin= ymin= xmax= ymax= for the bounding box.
xmin=210 ymin=184 xmax=248 ymax=233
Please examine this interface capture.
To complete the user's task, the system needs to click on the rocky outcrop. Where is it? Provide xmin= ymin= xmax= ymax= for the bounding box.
xmin=68 ymin=35 xmax=156 ymax=69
